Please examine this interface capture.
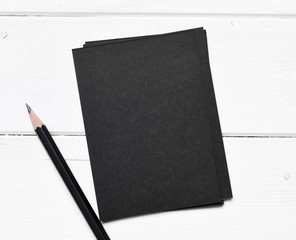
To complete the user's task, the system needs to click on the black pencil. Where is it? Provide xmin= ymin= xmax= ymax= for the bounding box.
xmin=26 ymin=103 xmax=110 ymax=240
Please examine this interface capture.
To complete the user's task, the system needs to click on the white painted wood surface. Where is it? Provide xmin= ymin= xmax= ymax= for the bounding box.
xmin=1 ymin=136 xmax=295 ymax=239
xmin=1 ymin=17 xmax=296 ymax=134
xmin=1 ymin=2 xmax=296 ymax=239
xmin=1 ymin=0 xmax=296 ymax=15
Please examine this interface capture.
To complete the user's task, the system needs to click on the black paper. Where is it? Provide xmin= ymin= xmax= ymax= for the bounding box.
xmin=83 ymin=28 xmax=232 ymax=200
xmin=73 ymin=28 xmax=232 ymax=221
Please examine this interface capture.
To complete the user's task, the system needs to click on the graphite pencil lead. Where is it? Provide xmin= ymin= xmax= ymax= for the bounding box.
xmin=25 ymin=103 xmax=31 ymax=113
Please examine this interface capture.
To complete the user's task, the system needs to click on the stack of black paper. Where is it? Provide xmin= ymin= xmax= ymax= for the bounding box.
xmin=73 ymin=27 xmax=232 ymax=222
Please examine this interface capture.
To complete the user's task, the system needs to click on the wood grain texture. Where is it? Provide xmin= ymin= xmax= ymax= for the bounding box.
xmin=0 ymin=0 xmax=296 ymax=15
xmin=1 ymin=17 xmax=296 ymax=134
xmin=0 ymin=136 xmax=295 ymax=239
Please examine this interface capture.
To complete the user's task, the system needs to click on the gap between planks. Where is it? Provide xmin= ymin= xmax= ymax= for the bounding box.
xmin=1 ymin=12 xmax=296 ymax=19
xmin=1 ymin=132 xmax=296 ymax=138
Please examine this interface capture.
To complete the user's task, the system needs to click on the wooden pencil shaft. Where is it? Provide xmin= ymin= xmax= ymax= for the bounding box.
xmin=41 ymin=125 xmax=108 ymax=233
xmin=42 ymin=125 xmax=98 ymax=219
xmin=35 ymin=126 xmax=110 ymax=240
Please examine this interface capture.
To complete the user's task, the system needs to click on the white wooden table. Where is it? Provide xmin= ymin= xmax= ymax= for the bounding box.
xmin=1 ymin=1 xmax=296 ymax=239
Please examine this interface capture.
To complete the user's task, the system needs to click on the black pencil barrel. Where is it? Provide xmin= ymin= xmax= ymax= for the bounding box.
xmin=36 ymin=126 xmax=110 ymax=240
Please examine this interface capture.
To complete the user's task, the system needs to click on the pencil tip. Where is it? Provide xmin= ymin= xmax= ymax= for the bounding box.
xmin=26 ymin=104 xmax=43 ymax=129
xmin=25 ymin=103 xmax=31 ymax=113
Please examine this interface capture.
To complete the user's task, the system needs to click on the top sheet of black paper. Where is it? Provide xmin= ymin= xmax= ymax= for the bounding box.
xmin=83 ymin=28 xmax=232 ymax=200
xmin=73 ymin=28 xmax=232 ymax=221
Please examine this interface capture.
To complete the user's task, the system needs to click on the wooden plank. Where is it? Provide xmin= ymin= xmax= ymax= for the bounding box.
xmin=0 ymin=136 xmax=89 ymax=161
xmin=0 ymin=136 xmax=295 ymax=239
xmin=0 ymin=0 xmax=296 ymax=15
xmin=0 ymin=136 xmax=96 ymax=239
xmin=1 ymin=17 xmax=296 ymax=135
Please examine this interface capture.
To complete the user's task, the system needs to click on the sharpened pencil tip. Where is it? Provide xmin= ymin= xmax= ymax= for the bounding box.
xmin=26 ymin=104 xmax=44 ymax=129
xmin=25 ymin=103 xmax=31 ymax=113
